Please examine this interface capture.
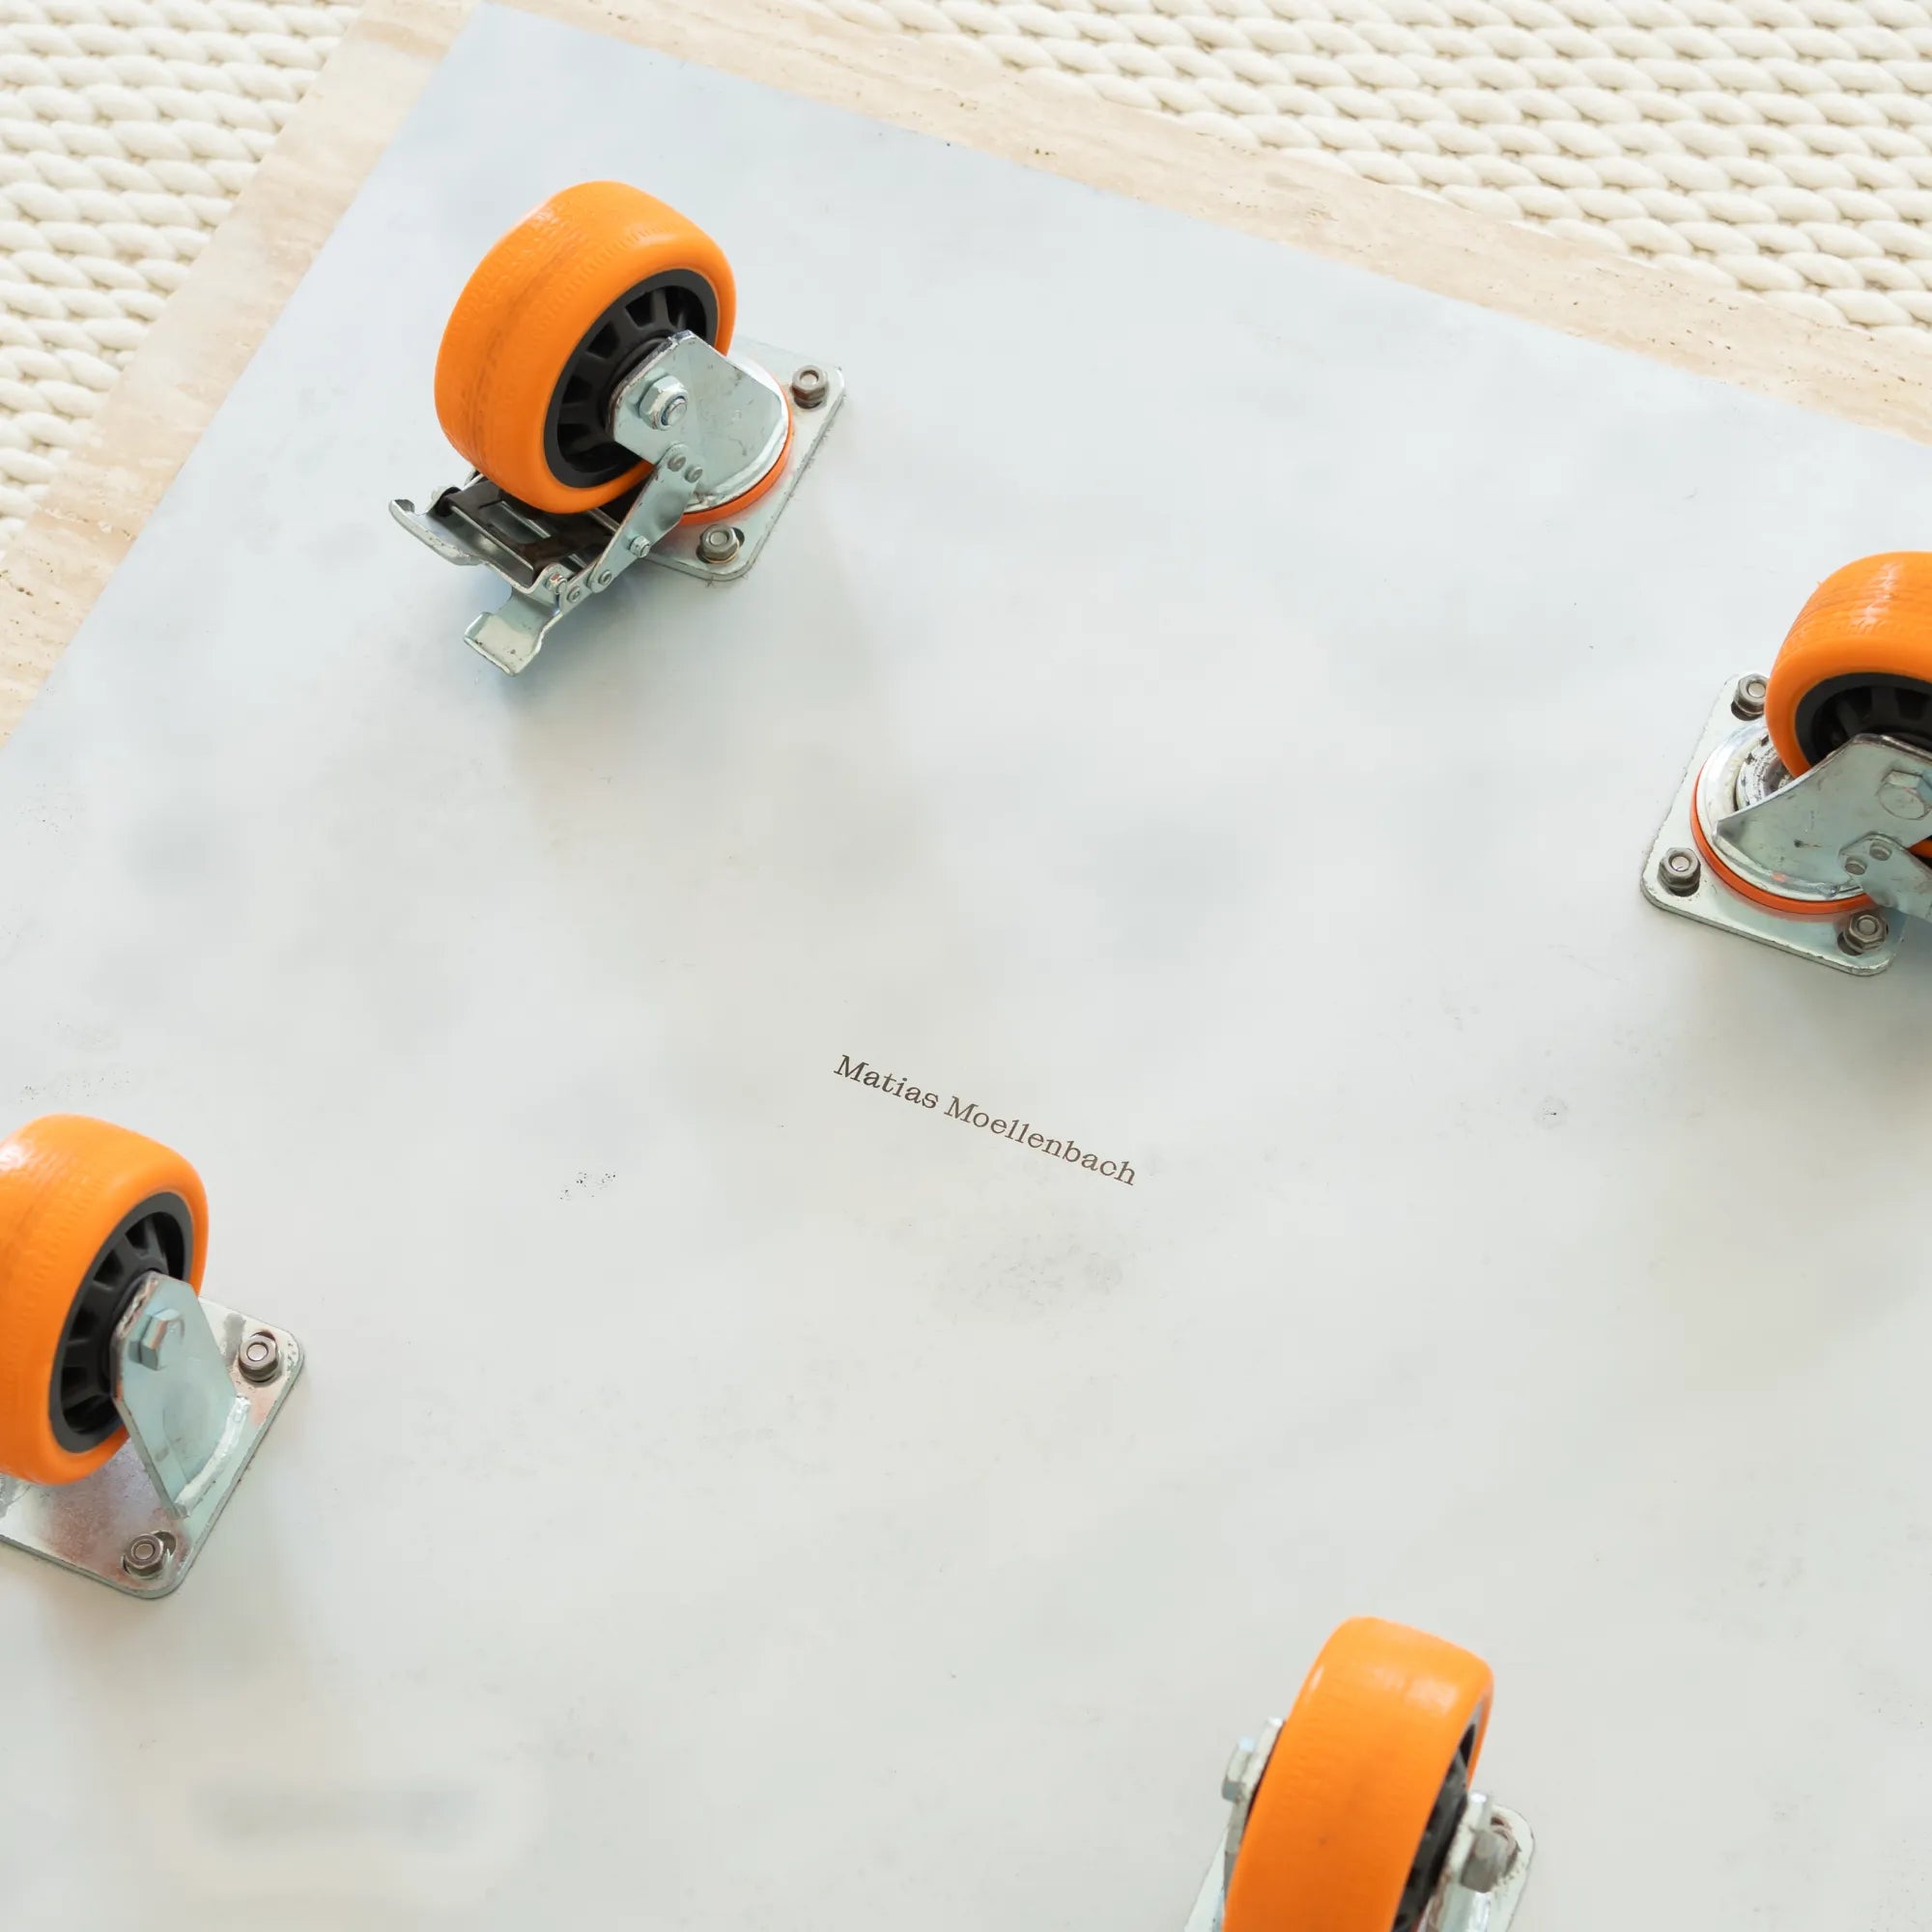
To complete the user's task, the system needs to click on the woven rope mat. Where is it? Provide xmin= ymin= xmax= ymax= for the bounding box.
xmin=8 ymin=0 xmax=1932 ymax=561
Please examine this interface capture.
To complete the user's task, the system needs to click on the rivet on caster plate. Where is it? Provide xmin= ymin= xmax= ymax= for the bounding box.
xmin=389 ymin=182 xmax=844 ymax=674
xmin=1644 ymin=552 xmax=1932 ymax=976
xmin=1182 ymin=1619 xmax=1534 ymax=1932
xmin=0 ymin=1116 xmax=303 ymax=1599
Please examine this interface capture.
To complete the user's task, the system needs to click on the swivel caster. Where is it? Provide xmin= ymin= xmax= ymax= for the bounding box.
xmin=390 ymin=181 xmax=844 ymax=674
xmin=1645 ymin=553 xmax=1932 ymax=974
xmin=1183 ymin=1619 xmax=1534 ymax=1932
xmin=0 ymin=1116 xmax=302 ymax=1598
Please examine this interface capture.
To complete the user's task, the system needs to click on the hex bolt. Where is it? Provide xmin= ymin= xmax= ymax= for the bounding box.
xmin=1657 ymin=846 xmax=1701 ymax=897
xmin=1840 ymin=909 xmax=1890 ymax=956
xmin=790 ymin=364 xmax=829 ymax=410
xmin=134 ymin=1308 xmax=184 ymax=1371
xmin=122 ymin=1531 xmax=174 ymax=1580
xmin=1461 ymin=1824 xmax=1515 ymax=1895
xmin=1730 ymin=672 xmax=1769 ymax=721
xmin=1220 ymin=1739 xmax=1257 ymax=1804
xmin=640 ymin=380 xmax=689 ymax=430
xmin=697 ymin=525 xmax=742 ymax=566
xmin=238 ymin=1330 xmax=282 ymax=1385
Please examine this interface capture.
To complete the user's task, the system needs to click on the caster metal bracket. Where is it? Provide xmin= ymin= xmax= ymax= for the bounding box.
xmin=1643 ymin=674 xmax=1932 ymax=975
xmin=0 ymin=1272 xmax=302 ymax=1599
xmin=390 ymin=332 xmax=843 ymax=674
xmin=1181 ymin=1719 xmax=1534 ymax=1932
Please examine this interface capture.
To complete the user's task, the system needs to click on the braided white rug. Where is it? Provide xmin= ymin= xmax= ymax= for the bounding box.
xmin=9 ymin=0 xmax=1932 ymax=559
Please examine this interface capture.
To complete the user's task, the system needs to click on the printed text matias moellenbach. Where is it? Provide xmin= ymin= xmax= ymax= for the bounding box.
xmin=834 ymin=1056 xmax=1135 ymax=1184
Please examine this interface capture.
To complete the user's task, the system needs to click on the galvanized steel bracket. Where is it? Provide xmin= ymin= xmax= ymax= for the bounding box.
xmin=1180 ymin=1719 xmax=1535 ymax=1932
xmin=1643 ymin=676 xmax=1926 ymax=975
xmin=390 ymin=333 xmax=843 ymax=673
xmin=0 ymin=1273 xmax=302 ymax=1599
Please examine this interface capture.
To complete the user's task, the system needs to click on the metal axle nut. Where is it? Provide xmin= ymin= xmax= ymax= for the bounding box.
xmin=1879 ymin=770 xmax=1932 ymax=822
xmin=1657 ymin=846 xmax=1701 ymax=897
xmin=134 ymin=1308 xmax=184 ymax=1370
xmin=1460 ymin=1822 xmax=1516 ymax=1894
xmin=640 ymin=380 xmax=689 ymax=430
xmin=1220 ymin=1739 xmax=1258 ymax=1804
xmin=790 ymin=365 xmax=829 ymax=410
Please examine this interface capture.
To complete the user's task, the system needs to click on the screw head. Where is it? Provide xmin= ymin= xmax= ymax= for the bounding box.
xmin=1658 ymin=846 xmax=1701 ymax=896
xmin=790 ymin=364 xmax=829 ymax=410
xmin=664 ymin=451 xmax=686 ymax=473
xmin=1840 ymin=908 xmax=1890 ymax=955
xmin=238 ymin=1330 xmax=281 ymax=1385
xmin=641 ymin=379 xmax=689 ymax=430
xmin=134 ymin=1308 xmax=184 ymax=1371
xmin=697 ymin=524 xmax=742 ymax=565
xmin=123 ymin=1531 xmax=174 ymax=1580
xmin=1869 ymin=839 xmax=1894 ymax=863
xmin=1730 ymin=673 xmax=1769 ymax=720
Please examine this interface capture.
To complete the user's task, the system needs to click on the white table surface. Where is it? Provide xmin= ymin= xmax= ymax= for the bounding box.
xmin=2 ymin=7 xmax=1930 ymax=1926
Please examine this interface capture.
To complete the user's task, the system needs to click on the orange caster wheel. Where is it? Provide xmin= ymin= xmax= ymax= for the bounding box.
xmin=434 ymin=180 xmax=738 ymax=517
xmin=1645 ymin=555 xmax=1932 ymax=976
xmin=0 ymin=1116 xmax=303 ymax=1598
xmin=1764 ymin=554 xmax=1932 ymax=785
xmin=392 ymin=181 xmax=844 ymax=674
xmin=1184 ymin=1619 xmax=1534 ymax=1932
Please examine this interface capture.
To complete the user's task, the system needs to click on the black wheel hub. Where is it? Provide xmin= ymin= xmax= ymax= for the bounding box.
xmin=1793 ymin=670 xmax=1932 ymax=766
xmin=542 ymin=270 xmax=719 ymax=493
xmin=50 ymin=1193 xmax=193 ymax=1453
xmin=1391 ymin=1722 xmax=1478 ymax=1932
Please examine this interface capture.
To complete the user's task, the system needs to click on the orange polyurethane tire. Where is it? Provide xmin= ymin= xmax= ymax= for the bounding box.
xmin=1765 ymin=554 xmax=1932 ymax=861
xmin=0 ymin=1116 xmax=207 ymax=1487
xmin=1767 ymin=554 xmax=1932 ymax=777
xmin=1222 ymin=1618 xmax=1493 ymax=1932
xmin=434 ymin=181 xmax=737 ymax=516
